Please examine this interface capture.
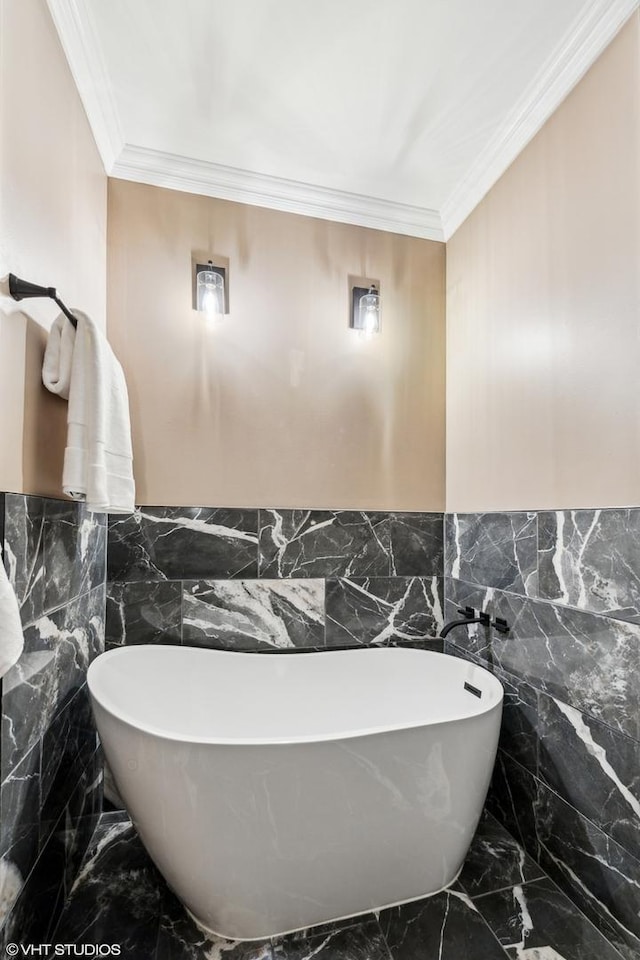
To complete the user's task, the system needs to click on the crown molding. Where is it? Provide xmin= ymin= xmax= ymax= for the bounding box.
xmin=440 ymin=0 xmax=640 ymax=239
xmin=49 ymin=0 xmax=638 ymax=242
xmin=111 ymin=145 xmax=445 ymax=241
xmin=46 ymin=0 xmax=124 ymax=171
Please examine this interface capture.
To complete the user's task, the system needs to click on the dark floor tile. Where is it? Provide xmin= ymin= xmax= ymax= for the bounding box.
xmin=459 ymin=811 xmax=544 ymax=897
xmin=273 ymin=918 xmax=390 ymax=960
xmin=474 ymin=878 xmax=624 ymax=960
xmin=2 ymin=815 xmax=67 ymax=947
xmin=380 ymin=886 xmax=508 ymax=960
xmin=274 ymin=915 xmax=378 ymax=944
xmin=487 ymin=752 xmax=640 ymax=960
xmin=53 ymin=821 xmax=162 ymax=955
xmin=157 ymin=886 xmax=273 ymax=960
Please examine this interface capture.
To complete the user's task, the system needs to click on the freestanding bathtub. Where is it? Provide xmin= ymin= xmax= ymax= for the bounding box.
xmin=87 ymin=645 xmax=503 ymax=940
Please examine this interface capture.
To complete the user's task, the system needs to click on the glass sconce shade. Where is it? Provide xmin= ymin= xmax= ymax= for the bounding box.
xmin=197 ymin=268 xmax=225 ymax=321
xmin=358 ymin=285 xmax=381 ymax=335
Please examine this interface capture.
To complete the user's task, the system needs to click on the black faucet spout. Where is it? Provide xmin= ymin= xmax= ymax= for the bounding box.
xmin=439 ymin=614 xmax=489 ymax=638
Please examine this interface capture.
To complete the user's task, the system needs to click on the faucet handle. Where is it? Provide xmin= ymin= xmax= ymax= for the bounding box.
xmin=492 ymin=617 xmax=510 ymax=634
xmin=457 ymin=606 xmax=476 ymax=619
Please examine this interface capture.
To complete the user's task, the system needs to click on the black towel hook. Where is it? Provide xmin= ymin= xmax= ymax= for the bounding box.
xmin=8 ymin=273 xmax=78 ymax=329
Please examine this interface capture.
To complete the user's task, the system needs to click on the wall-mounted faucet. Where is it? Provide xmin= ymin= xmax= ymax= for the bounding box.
xmin=440 ymin=606 xmax=510 ymax=639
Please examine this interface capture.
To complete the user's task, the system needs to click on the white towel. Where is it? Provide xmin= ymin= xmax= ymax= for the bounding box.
xmin=42 ymin=311 xmax=135 ymax=513
xmin=0 ymin=546 xmax=24 ymax=678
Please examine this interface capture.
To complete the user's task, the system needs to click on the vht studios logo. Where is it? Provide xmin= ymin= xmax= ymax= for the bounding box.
xmin=5 ymin=946 xmax=121 ymax=957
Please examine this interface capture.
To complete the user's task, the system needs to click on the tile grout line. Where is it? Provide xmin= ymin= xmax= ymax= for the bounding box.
xmin=495 ymin=748 xmax=640 ymax=872
xmin=442 ymin=598 xmax=640 ymax=749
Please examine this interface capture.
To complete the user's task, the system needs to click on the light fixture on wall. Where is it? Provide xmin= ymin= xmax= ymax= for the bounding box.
xmin=350 ymin=280 xmax=381 ymax=337
xmin=195 ymin=260 xmax=226 ymax=322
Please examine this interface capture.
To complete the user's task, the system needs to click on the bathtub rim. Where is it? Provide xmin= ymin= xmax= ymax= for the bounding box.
xmin=87 ymin=644 xmax=503 ymax=747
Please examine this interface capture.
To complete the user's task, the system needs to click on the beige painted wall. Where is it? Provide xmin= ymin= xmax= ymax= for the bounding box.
xmin=446 ymin=13 xmax=640 ymax=512
xmin=107 ymin=180 xmax=445 ymax=509
xmin=0 ymin=0 xmax=107 ymax=496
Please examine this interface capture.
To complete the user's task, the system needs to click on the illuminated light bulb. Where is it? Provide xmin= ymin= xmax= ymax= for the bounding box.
xmin=196 ymin=264 xmax=224 ymax=323
xmin=358 ymin=285 xmax=380 ymax=337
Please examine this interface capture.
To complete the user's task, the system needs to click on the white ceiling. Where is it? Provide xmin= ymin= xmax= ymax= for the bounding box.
xmin=48 ymin=0 xmax=638 ymax=240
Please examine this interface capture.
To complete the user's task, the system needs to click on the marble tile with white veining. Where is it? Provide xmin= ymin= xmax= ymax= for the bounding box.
xmin=386 ymin=513 xmax=444 ymax=576
xmin=57 ymin=750 xmax=104 ymax=898
xmin=108 ymin=506 xmax=259 ymax=581
xmin=53 ymin=819 xmax=163 ymax=952
xmin=272 ymin=918 xmax=390 ymax=960
xmin=157 ymin=886 xmax=273 ymax=960
xmin=445 ymin=513 xmax=538 ymax=596
xmin=444 ymin=579 xmax=640 ymax=742
xmin=459 ymin=810 xmax=544 ymax=898
xmin=380 ymin=885 xmax=508 ymax=960
xmin=182 ymin=579 xmax=325 ymax=650
xmin=0 ymin=740 xmax=40 ymax=911
xmin=538 ymin=508 xmax=640 ymax=622
xmin=474 ymin=878 xmax=625 ymax=960
xmin=106 ymin=580 xmax=182 ymax=647
xmin=43 ymin=500 xmax=107 ymax=612
xmin=3 ymin=494 xmax=46 ymax=626
xmin=259 ymin=510 xmax=390 ymax=579
xmin=40 ymin=686 xmax=98 ymax=845
xmin=1 ymin=809 xmax=67 ymax=946
xmin=451 ymin=649 xmax=640 ymax=863
xmin=1 ymin=586 xmax=105 ymax=778
xmin=533 ymin=692 xmax=640 ymax=863
xmin=488 ymin=752 xmax=640 ymax=960
xmin=325 ymin=576 xmax=443 ymax=647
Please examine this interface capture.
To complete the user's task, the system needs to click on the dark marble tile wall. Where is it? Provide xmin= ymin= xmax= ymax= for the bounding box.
xmin=106 ymin=508 xmax=445 ymax=652
xmin=0 ymin=494 xmax=106 ymax=945
xmin=444 ymin=509 xmax=640 ymax=960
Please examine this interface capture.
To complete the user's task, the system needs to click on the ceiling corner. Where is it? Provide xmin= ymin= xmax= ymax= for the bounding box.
xmin=440 ymin=0 xmax=640 ymax=240
xmin=46 ymin=0 xmax=124 ymax=173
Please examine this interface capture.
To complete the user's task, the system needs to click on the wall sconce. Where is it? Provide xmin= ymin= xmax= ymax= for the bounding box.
xmin=194 ymin=259 xmax=228 ymax=322
xmin=350 ymin=280 xmax=381 ymax=337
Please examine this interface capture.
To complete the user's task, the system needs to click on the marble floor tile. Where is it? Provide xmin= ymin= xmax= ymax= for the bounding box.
xmin=156 ymin=886 xmax=273 ymax=960
xmin=273 ymin=918 xmax=390 ymax=960
xmin=379 ymin=885 xmax=509 ymax=960
xmin=474 ymin=878 xmax=624 ymax=960
xmin=48 ymin=812 xmax=627 ymax=960
xmin=459 ymin=811 xmax=544 ymax=898
xmin=53 ymin=821 xmax=162 ymax=956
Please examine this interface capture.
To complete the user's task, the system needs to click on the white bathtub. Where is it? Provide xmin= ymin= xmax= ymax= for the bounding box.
xmin=87 ymin=645 xmax=503 ymax=940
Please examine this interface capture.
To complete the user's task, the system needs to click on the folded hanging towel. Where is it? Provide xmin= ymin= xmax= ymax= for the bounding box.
xmin=0 ymin=546 xmax=24 ymax=679
xmin=42 ymin=311 xmax=135 ymax=513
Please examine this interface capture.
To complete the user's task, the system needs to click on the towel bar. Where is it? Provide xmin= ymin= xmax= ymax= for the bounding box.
xmin=8 ymin=274 xmax=78 ymax=329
